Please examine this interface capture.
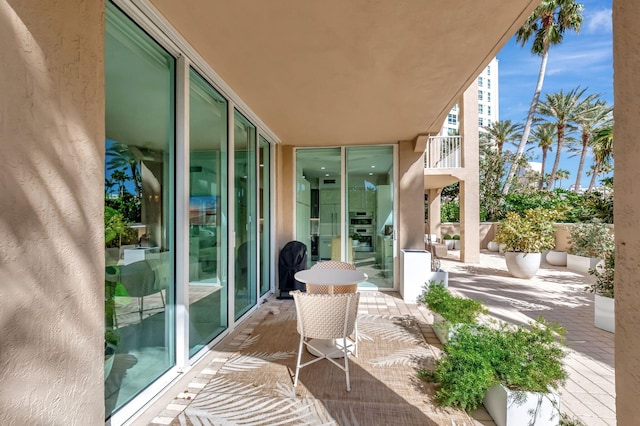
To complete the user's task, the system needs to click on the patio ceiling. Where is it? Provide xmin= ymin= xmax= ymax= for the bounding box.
xmin=150 ymin=0 xmax=538 ymax=146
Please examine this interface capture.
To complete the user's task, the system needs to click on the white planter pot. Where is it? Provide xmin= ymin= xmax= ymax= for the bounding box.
xmin=499 ymin=243 xmax=507 ymax=254
xmin=444 ymin=240 xmax=455 ymax=249
xmin=595 ymin=294 xmax=615 ymax=333
xmin=566 ymin=254 xmax=602 ymax=274
xmin=426 ymin=270 xmax=449 ymax=288
xmin=483 ymin=384 xmax=560 ymax=426
xmin=545 ymin=250 xmax=567 ymax=266
xmin=453 ymin=240 xmax=460 ymax=250
xmin=487 ymin=241 xmax=499 ymax=252
xmin=504 ymin=252 xmax=541 ymax=279
xmin=431 ymin=314 xmax=459 ymax=345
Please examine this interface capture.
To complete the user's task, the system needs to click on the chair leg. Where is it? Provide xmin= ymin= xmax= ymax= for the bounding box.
xmin=343 ymin=337 xmax=351 ymax=392
xmin=293 ymin=335 xmax=304 ymax=388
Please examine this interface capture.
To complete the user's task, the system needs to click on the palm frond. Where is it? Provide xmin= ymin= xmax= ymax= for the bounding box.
xmin=219 ymin=351 xmax=296 ymax=374
xmin=370 ymin=347 xmax=432 ymax=368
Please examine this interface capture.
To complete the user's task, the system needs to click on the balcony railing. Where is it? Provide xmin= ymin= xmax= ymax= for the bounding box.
xmin=424 ymin=136 xmax=462 ymax=169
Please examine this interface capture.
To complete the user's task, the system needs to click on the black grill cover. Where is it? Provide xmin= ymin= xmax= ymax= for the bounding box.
xmin=277 ymin=240 xmax=308 ymax=298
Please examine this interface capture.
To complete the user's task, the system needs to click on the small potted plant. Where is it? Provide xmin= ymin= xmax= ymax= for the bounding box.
xmin=494 ymin=207 xmax=561 ymax=279
xmin=452 ymin=234 xmax=461 ymax=250
xmin=566 ymin=219 xmax=614 ymax=274
xmin=419 ymin=317 xmax=567 ymax=426
xmin=419 ymin=281 xmax=487 ymax=344
xmin=587 ymin=247 xmax=615 ymax=333
xmin=442 ymin=234 xmax=455 ymax=249
xmin=350 ymin=232 xmax=361 ymax=247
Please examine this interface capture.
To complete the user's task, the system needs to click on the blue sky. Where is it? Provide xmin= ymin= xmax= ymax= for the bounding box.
xmin=496 ymin=0 xmax=613 ymax=190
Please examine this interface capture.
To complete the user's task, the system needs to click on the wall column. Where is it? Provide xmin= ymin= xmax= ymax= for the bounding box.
xmin=614 ymin=0 xmax=640 ymax=423
xmin=458 ymin=81 xmax=480 ymax=263
xmin=427 ymin=188 xmax=442 ymax=241
xmin=0 ymin=1 xmax=105 ymax=424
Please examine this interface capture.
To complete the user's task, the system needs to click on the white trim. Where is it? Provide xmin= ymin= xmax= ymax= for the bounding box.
xmin=174 ymin=54 xmax=190 ymax=370
xmin=392 ymin=143 xmax=399 ymax=290
xmin=117 ymin=0 xmax=281 ymax=145
xmin=227 ymin=102 xmax=236 ymax=322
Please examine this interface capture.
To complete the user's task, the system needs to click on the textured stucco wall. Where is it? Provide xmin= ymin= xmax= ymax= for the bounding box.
xmin=0 ymin=1 xmax=105 ymax=424
xmin=398 ymin=140 xmax=427 ymax=252
xmin=613 ymin=0 xmax=640 ymax=423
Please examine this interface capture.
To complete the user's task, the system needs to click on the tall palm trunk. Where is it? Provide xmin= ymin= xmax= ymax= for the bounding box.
xmin=502 ymin=49 xmax=549 ymax=194
xmin=539 ymin=147 xmax=548 ymax=190
xmin=547 ymin=124 xmax=566 ymax=188
xmin=573 ymin=133 xmax=589 ymax=192
xmin=588 ymin=161 xmax=601 ymax=191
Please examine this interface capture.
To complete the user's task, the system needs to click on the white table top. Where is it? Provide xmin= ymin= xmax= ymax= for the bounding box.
xmin=294 ymin=269 xmax=368 ymax=286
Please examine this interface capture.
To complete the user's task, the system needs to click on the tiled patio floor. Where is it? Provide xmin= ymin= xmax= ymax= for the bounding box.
xmin=131 ymin=251 xmax=615 ymax=426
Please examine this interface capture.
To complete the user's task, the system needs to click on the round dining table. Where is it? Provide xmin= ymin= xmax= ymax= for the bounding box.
xmin=294 ymin=268 xmax=368 ymax=294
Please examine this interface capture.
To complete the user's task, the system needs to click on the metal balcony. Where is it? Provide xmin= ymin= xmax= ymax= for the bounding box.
xmin=424 ymin=136 xmax=462 ymax=169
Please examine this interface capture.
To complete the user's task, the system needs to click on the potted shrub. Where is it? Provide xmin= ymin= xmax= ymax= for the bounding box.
xmin=566 ymin=220 xmax=614 ymax=274
xmin=420 ymin=317 xmax=567 ymax=426
xmin=487 ymin=240 xmax=500 ymax=252
xmin=452 ymin=234 xmax=461 ymax=250
xmin=587 ymin=248 xmax=615 ymax=333
xmin=442 ymin=234 xmax=455 ymax=249
xmin=494 ymin=207 xmax=560 ymax=279
xmin=419 ymin=282 xmax=487 ymax=344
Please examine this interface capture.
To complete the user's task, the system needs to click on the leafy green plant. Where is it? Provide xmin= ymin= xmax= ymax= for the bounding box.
xmin=567 ymin=219 xmax=614 ymax=258
xmin=420 ymin=317 xmax=567 ymax=412
xmin=442 ymin=234 xmax=452 ymax=240
xmin=452 ymin=234 xmax=460 ymax=240
xmin=350 ymin=232 xmax=361 ymax=241
xmin=494 ymin=207 xmax=564 ymax=253
xmin=420 ymin=282 xmax=487 ymax=324
xmin=587 ymin=248 xmax=615 ymax=298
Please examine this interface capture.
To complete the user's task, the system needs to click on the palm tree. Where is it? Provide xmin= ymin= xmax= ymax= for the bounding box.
xmin=536 ymin=87 xmax=593 ymax=189
xmin=571 ymin=99 xmax=612 ymax=192
xmin=588 ymin=125 xmax=613 ymax=191
xmin=106 ymin=142 xmax=141 ymax=197
xmin=528 ymin=123 xmax=556 ymax=190
xmin=554 ymin=168 xmax=570 ymax=189
xmin=480 ymin=120 xmax=523 ymax=153
xmin=502 ymin=0 xmax=583 ymax=195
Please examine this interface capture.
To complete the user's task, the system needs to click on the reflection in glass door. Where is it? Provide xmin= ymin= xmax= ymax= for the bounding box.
xmin=188 ymin=69 xmax=228 ymax=356
xmin=104 ymin=2 xmax=175 ymax=417
xmin=296 ymin=148 xmax=342 ymax=267
xmin=234 ymin=111 xmax=257 ymax=319
xmin=346 ymin=146 xmax=394 ymax=288
xmin=259 ymin=136 xmax=271 ymax=296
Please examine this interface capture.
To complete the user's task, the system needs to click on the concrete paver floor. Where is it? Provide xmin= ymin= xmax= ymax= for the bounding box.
xmin=133 ymin=251 xmax=615 ymax=425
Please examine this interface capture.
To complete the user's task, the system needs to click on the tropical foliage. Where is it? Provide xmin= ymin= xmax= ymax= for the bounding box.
xmin=567 ymin=219 xmax=614 ymax=258
xmin=494 ymin=207 xmax=564 ymax=253
xmin=587 ymin=248 xmax=615 ymax=298
xmin=420 ymin=283 xmax=487 ymax=325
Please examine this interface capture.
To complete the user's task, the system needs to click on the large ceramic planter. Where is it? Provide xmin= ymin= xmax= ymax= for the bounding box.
xmin=453 ymin=240 xmax=460 ymax=250
xmin=566 ymin=254 xmax=601 ymax=274
xmin=487 ymin=241 xmax=499 ymax=252
xmin=498 ymin=243 xmax=507 ymax=254
xmin=426 ymin=270 xmax=449 ymax=288
xmin=545 ymin=250 xmax=567 ymax=266
xmin=595 ymin=294 xmax=615 ymax=333
xmin=504 ymin=252 xmax=541 ymax=279
xmin=431 ymin=314 xmax=457 ymax=344
xmin=483 ymin=384 xmax=560 ymax=426
xmin=444 ymin=240 xmax=455 ymax=249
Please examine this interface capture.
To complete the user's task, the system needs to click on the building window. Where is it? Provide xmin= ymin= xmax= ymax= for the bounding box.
xmin=487 ymin=79 xmax=491 ymax=89
xmin=487 ymin=65 xmax=491 ymax=75
xmin=478 ymin=104 xmax=484 ymax=114
xmin=487 ymin=119 xmax=492 ymax=126
xmin=447 ymin=113 xmax=457 ymax=125
xmin=487 ymin=106 xmax=491 ymax=116
xmin=487 ymin=92 xmax=491 ymax=102
xmin=479 ymin=117 xmax=484 ymax=127
xmin=478 ymin=76 xmax=483 ymax=87
xmin=478 ymin=90 xmax=483 ymax=101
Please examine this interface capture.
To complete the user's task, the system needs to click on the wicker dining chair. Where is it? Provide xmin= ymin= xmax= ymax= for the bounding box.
xmin=308 ymin=260 xmax=358 ymax=294
xmin=291 ymin=290 xmax=360 ymax=392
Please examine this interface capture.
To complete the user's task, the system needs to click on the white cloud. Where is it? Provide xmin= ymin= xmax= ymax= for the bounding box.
xmin=585 ymin=9 xmax=612 ymax=34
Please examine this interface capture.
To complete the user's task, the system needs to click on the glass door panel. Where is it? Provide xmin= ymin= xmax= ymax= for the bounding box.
xmin=234 ymin=111 xmax=257 ymax=319
xmin=105 ymin=2 xmax=175 ymax=417
xmin=188 ymin=69 xmax=228 ymax=356
xmin=296 ymin=148 xmax=342 ymax=267
xmin=346 ymin=146 xmax=394 ymax=288
xmin=259 ymin=136 xmax=271 ymax=296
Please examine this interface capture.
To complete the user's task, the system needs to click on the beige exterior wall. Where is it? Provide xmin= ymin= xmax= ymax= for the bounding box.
xmin=614 ymin=0 xmax=640 ymax=422
xmin=398 ymin=141 xmax=428 ymax=251
xmin=275 ymin=144 xmax=296 ymax=256
xmin=0 ymin=1 xmax=105 ymax=424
